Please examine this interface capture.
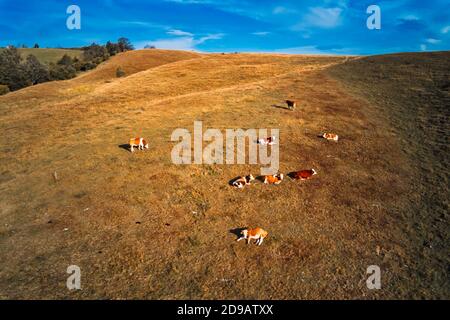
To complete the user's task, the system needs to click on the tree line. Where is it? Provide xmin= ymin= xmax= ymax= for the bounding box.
xmin=0 ymin=38 xmax=134 ymax=95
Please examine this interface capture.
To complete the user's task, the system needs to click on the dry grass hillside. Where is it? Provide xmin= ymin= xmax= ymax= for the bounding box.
xmin=327 ymin=52 xmax=449 ymax=298
xmin=0 ymin=49 xmax=448 ymax=299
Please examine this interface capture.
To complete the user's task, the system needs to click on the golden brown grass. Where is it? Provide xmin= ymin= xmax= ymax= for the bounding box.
xmin=0 ymin=49 xmax=448 ymax=299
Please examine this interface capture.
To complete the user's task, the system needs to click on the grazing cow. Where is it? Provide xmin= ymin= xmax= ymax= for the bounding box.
xmin=237 ymin=227 xmax=268 ymax=246
xmin=232 ymin=175 xmax=255 ymax=189
xmin=291 ymin=169 xmax=317 ymax=180
xmin=322 ymin=133 xmax=339 ymax=142
xmin=286 ymin=100 xmax=296 ymax=110
xmin=263 ymin=173 xmax=284 ymax=185
xmin=257 ymin=136 xmax=276 ymax=145
xmin=129 ymin=137 xmax=149 ymax=152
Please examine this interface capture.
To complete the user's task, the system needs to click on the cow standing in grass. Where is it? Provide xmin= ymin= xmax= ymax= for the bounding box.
xmin=286 ymin=100 xmax=296 ymax=110
xmin=129 ymin=137 xmax=149 ymax=152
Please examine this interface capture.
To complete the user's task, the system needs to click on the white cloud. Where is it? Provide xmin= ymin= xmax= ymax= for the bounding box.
xmin=274 ymin=45 xmax=325 ymax=54
xmin=272 ymin=6 xmax=297 ymax=15
xmin=420 ymin=44 xmax=427 ymax=51
xmin=197 ymin=33 xmax=224 ymax=43
xmin=426 ymin=38 xmax=441 ymax=44
xmin=270 ymin=45 xmax=353 ymax=55
xmin=273 ymin=6 xmax=287 ymax=14
xmin=306 ymin=7 xmax=343 ymax=28
xmin=136 ymin=37 xmax=196 ymax=50
xmin=135 ymin=33 xmax=224 ymax=50
xmin=120 ymin=21 xmax=166 ymax=29
xmin=167 ymin=29 xmax=194 ymax=36
xmin=293 ymin=7 xmax=343 ymax=30
xmin=402 ymin=14 xmax=420 ymax=21
xmin=441 ymin=26 xmax=450 ymax=34
xmin=252 ymin=31 xmax=270 ymax=36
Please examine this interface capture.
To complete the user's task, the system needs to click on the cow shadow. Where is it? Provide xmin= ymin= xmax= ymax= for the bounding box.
xmin=118 ymin=144 xmax=132 ymax=152
xmin=229 ymin=227 xmax=247 ymax=240
xmin=271 ymin=104 xmax=291 ymax=110
xmin=255 ymin=175 xmax=266 ymax=183
xmin=271 ymin=104 xmax=294 ymax=111
xmin=228 ymin=177 xmax=242 ymax=186
xmin=287 ymin=172 xmax=299 ymax=179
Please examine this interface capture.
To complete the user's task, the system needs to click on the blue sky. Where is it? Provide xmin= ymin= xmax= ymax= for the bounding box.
xmin=0 ymin=0 xmax=449 ymax=54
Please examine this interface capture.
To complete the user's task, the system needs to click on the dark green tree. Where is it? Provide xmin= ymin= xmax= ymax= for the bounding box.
xmin=24 ymin=54 xmax=49 ymax=84
xmin=118 ymin=37 xmax=134 ymax=52
xmin=106 ymin=41 xmax=120 ymax=56
xmin=0 ymin=46 xmax=30 ymax=90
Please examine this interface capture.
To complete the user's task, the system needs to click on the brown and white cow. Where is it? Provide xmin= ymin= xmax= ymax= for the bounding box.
xmin=286 ymin=100 xmax=296 ymax=110
xmin=263 ymin=173 xmax=284 ymax=185
xmin=232 ymin=175 xmax=255 ymax=189
xmin=290 ymin=169 xmax=317 ymax=180
xmin=129 ymin=137 xmax=149 ymax=152
xmin=322 ymin=133 xmax=339 ymax=142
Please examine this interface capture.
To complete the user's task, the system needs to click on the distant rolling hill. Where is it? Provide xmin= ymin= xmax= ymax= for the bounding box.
xmin=74 ymin=49 xmax=201 ymax=83
xmin=0 ymin=48 xmax=83 ymax=64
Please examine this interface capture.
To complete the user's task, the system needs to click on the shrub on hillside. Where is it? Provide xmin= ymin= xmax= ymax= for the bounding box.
xmin=116 ymin=67 xmax=126 ymax=78
xmin=81 ymin=61 xmax=97 ymax=71
xmin=0 ymin=84 xmax=10 ymax=95
xmin=57 ymin=54 xmax=73 ymax=66
xmin=83 ymin=43 xmax=109 ymax=61
xmin=72 ymin=57 xmax=82 ymax=71
xmin=93 ymin=56 xmax=107 ymax=65
xmin=49 ymin=63 xmax=77 ymax=80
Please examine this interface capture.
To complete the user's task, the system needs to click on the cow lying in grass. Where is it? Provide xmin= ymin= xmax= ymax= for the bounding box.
xmin=263 ymin=173 xmax=284 ymax=185
xmin=232 ymin=175 xmax=255 ymax=189
xmin=129 ymin=137 xmax=149 ymax=152
xmin=257 ymin=136 xmax=276 ymax=145
xmin=322 ymin=133 xmax=339 ymax=141
xmin=290 ymin=169 xmax=317 ymax=180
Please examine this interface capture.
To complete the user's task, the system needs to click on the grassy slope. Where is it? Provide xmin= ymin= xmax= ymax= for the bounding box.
xmin=0 ymin=49 xmax=448 ymax=299
xmin=327 ymin=52 xmax=450 ymax=298
xmin=74 ymin=49 xmax=201 ymax=83
xmin=0 ymin=48 xmax=83 ymax=64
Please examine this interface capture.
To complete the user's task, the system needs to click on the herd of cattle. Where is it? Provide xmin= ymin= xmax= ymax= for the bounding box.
xmin=127 ymin=100 xmax=339 ymax=246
